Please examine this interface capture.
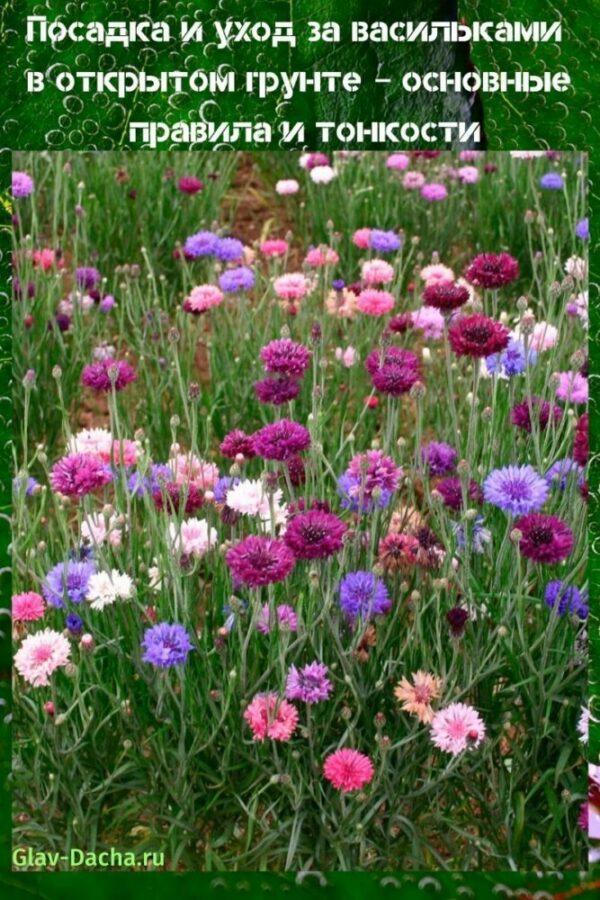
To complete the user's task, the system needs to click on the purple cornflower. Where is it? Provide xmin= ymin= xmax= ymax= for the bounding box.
xmin=545 ymin=458 xmax=584 ymax=491
xmin=539 ymin=172 xmax=564 ymax=190
xmin=337 ymin=472 xmax=392 ymax=513
xmin=184 ymin=230 xmax=218 ymax=258
xmin=369 ymin=230 xmax=402 ymax=253
xmin=483 ymin=465 xmax=549 ymax=516
xmin=65 ymin=613 xmax=84 ymax=635
xmin=141 ymin=623 xmax=194 ymax=668
xmin=485 ymin=338 xmax=537 ymax=377
xmin=226 ymin=535 xmax=295 ymax=587
xmin=260 ymin=339 xmax=311 ymax=378
xmin=254 ymin=376 xmax=301 ymax=406
xmin=213 ymin=475 xmax=239 ymax=504
xmin=436 ymin=477 xmax=483 ymax=511
xmin=575 ymin=218 xmax=589 ymax=241
xmin=128 ymin=463 xmax=172 ymax=497
xmin=338 ymin=571 xmax=391 ymax=622
xmin=213 ymin=237 xmax=244 ymax=262
xmin=365 ymin=346 xmax=422 ymax=396
xmin=284 ymin=509 xmax=346 ymax=559
xmin=286 ymin=662 xmax=332 ymax=703
xmin=75 ymin=267 xmax=101 ymax=290
xmin=81 ymin=359 xmax=137 ymax=393
xmin=421 ymin=442 xmax=457 ymax=475
xmin=219 ymin=429 xmax=256 ymax=460
xmin=218 ymin=266 xmax=255 ymax=293
xmin=446 ymin=607 xmax=469 ymax=637
xmin=252 ymin=419 xmax=311 ymax=461
xmin=13 ymin=475 xmax=40 ymax=497
xmin=256 ymin=603 xmax=298 ymax=634
xmin=42 ymin=559 xmax=96 ymax=608
xmin=49 ymin=453 xmax=112 ymax=497
xmin=12 ymin=171 xmax=34 ymax=198
xmin=544 ymin=580 xmax=588 ymax=619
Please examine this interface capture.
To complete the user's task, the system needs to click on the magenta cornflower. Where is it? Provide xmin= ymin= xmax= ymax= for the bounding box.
xmin=431 ymin=703 xmax=486 ymax=755
xmin=244 ymin=693 xmax=299 ymax=742
xmin=259 ymin=339 xmax=311 ymax=377
xmin=256 ymin=603 xmax=298 ymax=634
xmin=573 ymin=413 xmax=589 ymax=466
xmin=436 ymin=477 xmax=483 ymax=511
xmin=254 ymin=376 xmax=301 ymax=405
xmin=286 ymin=661 xmax=332 ymax=703
xmin=448 ymin=314 xmax=510 ymax=357
xmin=555 ymin=371 xmax=588 ymax=405
xmin=81 ymin=359 xmax=137 ymax=393
xmin=422 ymin=280 xmax=469 ymax=311
xmin=365 ymin=346 xmax=422 ymax=396
xmin=178 ymin=175 xmax=203 ymax=194
xmin=514 ymin=513 xmax=574 ymax=563
xmin=323 ymin=748 xmax=374 ymax=792
xmin=421 ymin=183 xmax=448 ymax=201
xmin=465 ymin=252 xmax=519 ymax=288
xmin=50 ymin=453 xmax=112 ymax=497
xmin=511 ymin=396 xmax=563 ymax=433
xmin=347 ymin=450 xmax=402 ymax=500
xmin=226 ymin=535 xmax=295 ymax=587
xmin=284 ymin=509 xmax=346 ymax=559
xmin=252 ymin=419 xmax=311 ymax=461
xmin=219 ymin=429 xmax=256 ymax=460
xmin=12 ymin=171 xmax=34 ymax=198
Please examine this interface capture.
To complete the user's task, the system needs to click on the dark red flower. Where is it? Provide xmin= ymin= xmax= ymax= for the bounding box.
xmin=465 ymin=253 xmax=520 ymax=289
xmin=422 ymin=280 xmax=469 ymax=311
xmin=448 ymin=314 xmax=509 ymax=358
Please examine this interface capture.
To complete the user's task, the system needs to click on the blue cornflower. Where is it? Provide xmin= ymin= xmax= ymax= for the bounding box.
xmin=214 ymin=237 xmax=244 ymax=262
xmin=183 ymin=230 xmax=218 ymax=258
xmin=452 ymin=515 xmax=492 ymax=554
xmin=141 ymin=623 xmax=194 ymax=667
xmin=42 ymin=559 xmax=96 ymax=608
xmin=575 ymin=217 xmax=589 ymax=241
xmin=338 ymin=571 xmax=391 ymax=621
xmin=539 ymin=172 xmax=564 ymax=190
xmin=485 ymin=338 xmax=537 ymax=377
xmin=544 ymin=580 xmax=588 ymax=619
xmin=369 ymin=229 xmax=402 ymax=253
xmin=218 ymin=266 xmax=255 ymax=293
xmin=483 ymin=464 xmax=549 ymax=516
xmin=545 ymin=458 xmax=584 ymax=491
xmin=337 ymin=472 xmax=392 ymax=513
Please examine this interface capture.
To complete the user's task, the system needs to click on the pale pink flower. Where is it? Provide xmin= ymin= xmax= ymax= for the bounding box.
xmin=335 ymin=346 xmax=357 ymax=367
xmin=81 ymin=511 xmax=123 ymax=548
xmin=14 ymin=628 xmax=71 ymax=687
xmin=275 ymin=179 xmax=299 ymax=196
xmin=309 ymin=165 xmax=336 ymax=185
xmin=183 ymin=284 xmax=224 ymax=314
xmin=430 ymin=702 xmax=486 ymax=755
xmin=420 ymin=263 xmax=455 ymax=285
xmin=169 ymin=518 xmax=217 ymax=558
xmin=529 ymin=321 xmax=558 ymax=351
xmin=402 ymin=171 xmax=426 ymax=190
xmin=304 ymin=245 xmax=339 ymax=267
xmin=169 ymin=452 xmax=219 ymax=490
xmin=564 ymin=255 xmax=587 ymax=281
xmin=555 ymin=371 xmax=588 ymax=405
xmin=361 ymin=258 xmax=394 ymax=286
xmin=457 ymin=165 xmax=479 ymax=184
xmin=273 ymin=272 xmax=311 ymax=301
xmin=325 ymin=287 xmax=358 ymax=319
xmin=352 ymin=228 xmax=372 ymax=249
xmin=411 ymin=306 xmax=445 ymax=339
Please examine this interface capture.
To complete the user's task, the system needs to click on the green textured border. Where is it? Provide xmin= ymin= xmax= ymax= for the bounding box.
xmin=1 ymin=0 xmax=598 ymax=895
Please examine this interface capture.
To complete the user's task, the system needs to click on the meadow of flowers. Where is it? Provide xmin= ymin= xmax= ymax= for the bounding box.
xmin=11 ymin=150 xmax=591 ymax=871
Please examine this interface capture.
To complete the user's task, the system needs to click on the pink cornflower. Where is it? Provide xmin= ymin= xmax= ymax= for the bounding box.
xmin=169 ymin=452 xmax=219 ymax=490
xmin=273 ymin=272 xmax=310 ymax=301
xmin=430 ymin=703 xmax=486 ymax=754
xmin=528 ymin=321 xmax=558 ymax=351
xmin=304 ymin=245 xmax=339 ymax=267
xmin=323 ymin=748 xmax=374 ymax=792
xmin=352 ymin=228 xmax=372 ymax=249
xmin=335 ymin=346 xmax=357 ymax=367
xmin=260 ymin=239 xmax=288 ymax=257
xmin=457 ymin=165 xmax=479 ymax=184
xmin=256 ymin=603 xmax=298 ymax=634
xmin=357 ymin=289 xmax=395 ymax=316
xmin=81 ymin=359 xmax=136 ymax=393
xmin=395 ymin=671 xmax=444 ymax=724
xmin=243 ymin=692 xmax=299 ymax=741
xmin=32 ymin=248 xmax=59 ymax=271
xmin=69 ymin=428 xmax=139 ymax=467
xmin=275 ymin=179 xmax=300 ymax=195
xmin=421 ymin=183 xmax=448 ymax=201
xmin=14 ymin=628 xmax=71 ymax=687
xmin=50 ymin=453 xmax=112 ymax=497
xmin=411 ymin=306 xmax=445 ymax=339
xmin=12 ymin=592 xmax=45 ymax=622
xmin=361 ymin=258 xmax=394 ymax=286
xmin=555 ymin=371 xmax=588 ymax=405
xmin=386 ymin=152 xmax=410 ymax=171
xmin=403 ymin=171 xmax=426 ymax=190
xmin=183 ymin=284 xmax=224 ymax=314
xmin=169 ymin=517 xmax=217 ymax=558
xmin=420 ymin=263 xmax=455 ymax=285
